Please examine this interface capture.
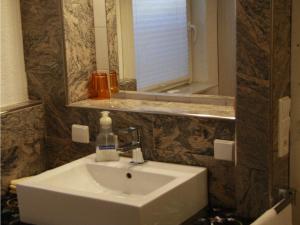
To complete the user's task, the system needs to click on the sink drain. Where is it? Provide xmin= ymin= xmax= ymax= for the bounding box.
xmin=126 ymin=173 xmax=132 ymax=179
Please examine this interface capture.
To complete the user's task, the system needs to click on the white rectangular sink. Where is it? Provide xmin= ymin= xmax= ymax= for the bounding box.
xmin=17 ymin=154 xmax=207 ymax=225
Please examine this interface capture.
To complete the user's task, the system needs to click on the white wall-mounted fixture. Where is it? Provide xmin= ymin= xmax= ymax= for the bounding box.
xmin=72 ymin=125 xmax=90 ymax=144
xmin=279 ymin=96 xmax=291 ymax=120
xmin=214 ymin=139 xmax=235 ymax=161
xmin=278 ymin=96 xmax=291 ymax=158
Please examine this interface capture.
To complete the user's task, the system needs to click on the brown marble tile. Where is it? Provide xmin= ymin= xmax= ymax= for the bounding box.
xmin=45 ymin=136 xmax=95 ymax=169
xmin=1 ymin=104 xmax=46 ymax=195
xmin=271 ymin=0 xmax=291 ymax=204
xmin=236 ymin=0 xmax=291 ymax=218
xmin=119 ymin=79 xmax=137 ymax=91
xmin=236 ymin=0 xmax=273 ymax=218
xmin=235 ymin=167 xmax=270 ymax=217
xmin=236 ymin=0 xmax=272 ymax=81
xmin=153 ymin=115 xmax=235 ymax=157
xmin=152 ymin=114 xmax=235 ymax=208
xmin=20 ymin=0 xmax=70 ymax=139
xmin=62 ymin=0 xmax=97 ymax=103
xmin=69 ymin=99 xmax=235 ymax=120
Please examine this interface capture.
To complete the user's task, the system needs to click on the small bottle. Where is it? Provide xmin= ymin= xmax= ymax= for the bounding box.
xmin=95 ymin=111 xmax=119 ymax=162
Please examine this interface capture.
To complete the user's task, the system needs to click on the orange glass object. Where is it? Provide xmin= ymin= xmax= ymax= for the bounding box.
xmin=88 ymin=73 xmax=98 ymax=98
xmin=89 ymin=71 xmax=110 ymax=99
xmin=109 ymin=71 xmax=119 ymax=94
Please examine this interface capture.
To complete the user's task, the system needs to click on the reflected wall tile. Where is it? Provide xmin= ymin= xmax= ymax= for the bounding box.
xmin=62 ymin=0 xmax=97 ymax=103
xmin=119 ymin=79 xmax=137 ymax=91
xmin=105 ymin=0 xmax=119 ymax=72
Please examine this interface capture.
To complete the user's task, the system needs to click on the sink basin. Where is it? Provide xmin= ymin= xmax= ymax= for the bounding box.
xmin=17 ymin=154 xmax=207 ymax=225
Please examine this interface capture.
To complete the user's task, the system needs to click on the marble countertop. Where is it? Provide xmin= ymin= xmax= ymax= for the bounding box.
xmin=69 ymin=98 xmax=235 ymax=120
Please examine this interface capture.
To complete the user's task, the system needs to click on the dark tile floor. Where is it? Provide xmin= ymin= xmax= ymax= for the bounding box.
xmin=1 ymin=193 xmax=252 ymax=225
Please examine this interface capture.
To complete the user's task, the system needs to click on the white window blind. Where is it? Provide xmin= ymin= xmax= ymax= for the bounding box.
xmin=132 ymin=0 xmax=189 ymax=91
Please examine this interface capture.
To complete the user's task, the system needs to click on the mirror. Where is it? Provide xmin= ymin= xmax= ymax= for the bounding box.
xmin=93 ymin=0 xmax=236 ymax=97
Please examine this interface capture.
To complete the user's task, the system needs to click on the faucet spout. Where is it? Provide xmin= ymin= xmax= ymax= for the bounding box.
xmin=117 ymin=127 xmax=142 ymax=151
xmin=117 ymin=126 xmax=144 ymax=164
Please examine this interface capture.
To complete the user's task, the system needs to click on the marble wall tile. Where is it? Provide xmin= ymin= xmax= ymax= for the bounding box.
xmin=62 ymin=0 xmax=97 ymax=103
xmin=236 ymin=0 xmax=273 ymax=218
xmin=105 ymin=0 xmax=119 ymax=73
xmin=236 ymin=0 xmax=272 ymax=81
xmin=1 ymin=104 xmax=46 ymax=195
xmin=152 ymin=115 xmax=236 ymax=208
xmin=271 ymin=0 xmax=291 ymax=203
xmin=20 ymin=0 xmax=70 ymax=139
xmin=119 ymin=79 xmax=137 ymax=91
xmin=45 ymin=136 xmax=95 ymax=169
xmin=236 ymin=0 xmax=291 ymax=218
xmin=153 ymin=115 xmax=235 ymax=158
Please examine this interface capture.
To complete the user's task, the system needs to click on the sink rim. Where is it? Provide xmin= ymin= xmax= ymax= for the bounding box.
xmin=17 ymin=154 xmax=207 ymax=208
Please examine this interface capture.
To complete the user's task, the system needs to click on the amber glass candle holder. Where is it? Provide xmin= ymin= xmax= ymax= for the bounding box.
xmin=89 ymin=71 xmax=110 ymax=99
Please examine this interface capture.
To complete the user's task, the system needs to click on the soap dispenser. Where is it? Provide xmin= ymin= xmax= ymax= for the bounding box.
xmin=95 ymin=111 xmax=119 ymax=162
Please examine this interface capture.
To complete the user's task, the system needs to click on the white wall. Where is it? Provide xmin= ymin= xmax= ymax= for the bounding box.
xmin=218 ymin=0 xmax=236 ymax=97
xmin=291 ymin=0 xmax=300 ymax=224
xmin=0 ymin=0 xmax=28 ymax=107
xmin=93 ymin=0 xmax=109 ymax=71
xmin=190 ymin=0 xmax=218 ymax=85
xmin=117 ymin=0 xmax=136 ymax=80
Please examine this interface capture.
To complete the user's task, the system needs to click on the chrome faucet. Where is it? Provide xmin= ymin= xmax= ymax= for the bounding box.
xmin=117 ymin=127 xmax=142 ymax=152
xmin=117 ymin=127 xmax=145 ymax=164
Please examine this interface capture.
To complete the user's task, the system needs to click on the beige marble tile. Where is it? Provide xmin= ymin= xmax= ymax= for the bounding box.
xmin=69 ymin=98 xmax=236 ymax=120
xmin=1 ymin=104 xmax=46 ymax=195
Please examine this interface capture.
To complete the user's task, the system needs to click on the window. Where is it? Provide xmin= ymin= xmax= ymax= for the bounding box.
xmin=117 ymin=0 xmax=220 ymax=93
xmin=132 ymin=0 xmax=189 ymax=91
xmin=117 ymin=0 xmax=190 ymax=91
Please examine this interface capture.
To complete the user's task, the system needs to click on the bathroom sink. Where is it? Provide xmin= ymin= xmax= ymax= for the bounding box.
xmin=17 ymin=154 xmax=207 ymax=225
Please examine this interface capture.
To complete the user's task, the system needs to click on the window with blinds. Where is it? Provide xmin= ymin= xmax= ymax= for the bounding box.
xmin=132 ymin=0 xmax=190 ymax=91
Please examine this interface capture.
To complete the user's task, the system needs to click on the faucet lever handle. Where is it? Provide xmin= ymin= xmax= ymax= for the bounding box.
xmin=118 ymin=127 xmax=137 ymax=134
xmin=118 ymin=126 xmax=142 ymax=149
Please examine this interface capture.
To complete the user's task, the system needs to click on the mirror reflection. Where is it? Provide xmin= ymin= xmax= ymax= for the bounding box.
xmin=93 ymin=0 xmax=236 ymax=97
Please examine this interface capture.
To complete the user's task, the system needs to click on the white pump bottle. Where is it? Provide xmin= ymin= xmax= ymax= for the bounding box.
xmin=95 ymin=111 xmax=119 ymax=162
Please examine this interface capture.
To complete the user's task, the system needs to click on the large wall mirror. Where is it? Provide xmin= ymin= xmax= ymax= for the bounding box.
xmin=93 ymin=0 xmax=236 ymax=97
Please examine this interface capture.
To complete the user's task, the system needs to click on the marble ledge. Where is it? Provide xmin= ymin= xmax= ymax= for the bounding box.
xmin=0 ymin=100 xmax=42 ymax=115
xmin=68 ymin=98 xmax=235 ymax=120
xmin=115 ymin=91 xmax=235 ymax=106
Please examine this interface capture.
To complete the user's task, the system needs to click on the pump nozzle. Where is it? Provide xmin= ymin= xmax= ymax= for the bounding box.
xmin=100 ymin=111 xmax=112 ymax=130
